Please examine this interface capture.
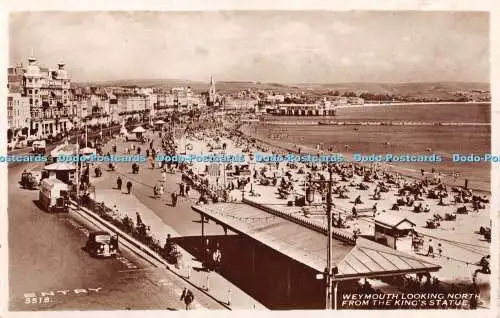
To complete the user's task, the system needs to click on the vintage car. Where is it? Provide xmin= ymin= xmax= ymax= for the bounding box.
xmin=20 ymin=171 xmax=38 ymax=189
xmin=85 ymin=231 xmax=119 ymax=258
xmin=32 ymin=140 xmax=46 ymax=155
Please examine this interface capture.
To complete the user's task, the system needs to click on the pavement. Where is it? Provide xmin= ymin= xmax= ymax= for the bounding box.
xmin=7 ymin=160 xmax=227 ymax=311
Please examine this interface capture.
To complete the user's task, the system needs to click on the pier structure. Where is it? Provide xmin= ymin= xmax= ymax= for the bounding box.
xmin=274 ymin=99 xmax=337 ymax=116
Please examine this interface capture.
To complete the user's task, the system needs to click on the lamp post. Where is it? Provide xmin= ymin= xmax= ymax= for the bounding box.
xmin=309 ymin=168 xmax=335 ymax=309
xmin=75 ymin=107 xmax=81 ymax=209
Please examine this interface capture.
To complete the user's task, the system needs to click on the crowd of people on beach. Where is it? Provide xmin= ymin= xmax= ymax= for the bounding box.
xmin=72 ymin=111 xmax=489 ymax=308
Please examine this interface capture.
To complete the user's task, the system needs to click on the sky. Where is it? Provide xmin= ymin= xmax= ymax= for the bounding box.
xmin=8 ymin=11 xmax=490 ymax=83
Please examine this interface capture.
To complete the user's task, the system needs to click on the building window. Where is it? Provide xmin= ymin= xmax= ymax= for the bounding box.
xmin=29 ymin=90 xmax=32 ymax=94
xmin=35 ymin=90 xmax=38 ymax=94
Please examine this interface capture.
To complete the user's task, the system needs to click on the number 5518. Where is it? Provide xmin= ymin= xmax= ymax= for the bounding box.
xmin=25 ymin=297 xmax=50 ymax=304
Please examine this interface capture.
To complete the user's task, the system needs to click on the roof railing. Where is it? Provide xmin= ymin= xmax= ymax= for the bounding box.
xmin=242 ymin=198 xmax=356 ymax=245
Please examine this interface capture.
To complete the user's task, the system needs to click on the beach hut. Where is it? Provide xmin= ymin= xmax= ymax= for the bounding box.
xmin=374 ymin=213 xmax=416 ymax=253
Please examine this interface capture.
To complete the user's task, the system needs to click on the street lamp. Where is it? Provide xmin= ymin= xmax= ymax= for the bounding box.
xmin=308 ymin=167 xmax=336 ymax=309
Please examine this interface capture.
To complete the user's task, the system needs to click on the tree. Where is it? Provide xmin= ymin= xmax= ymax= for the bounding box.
xmin=333 ymin=90 xmax=340 ymax=96
xmin=342 ymin=91 xmax=357 ymax=98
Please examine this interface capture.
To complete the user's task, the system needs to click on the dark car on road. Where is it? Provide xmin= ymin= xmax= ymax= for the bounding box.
xmin=84 ymin=231 xmax=119 ymax=258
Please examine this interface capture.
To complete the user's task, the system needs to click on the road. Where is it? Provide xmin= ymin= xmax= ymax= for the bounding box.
xmin=7 ymin=121 xmax=147 ymax=158
xmin=91 ymin=136 xmax=225 ymax=238
xmin=7 ymin=160 xmax=226 ymax=311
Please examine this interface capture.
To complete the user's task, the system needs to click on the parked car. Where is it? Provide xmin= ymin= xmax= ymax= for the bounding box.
xmin=84 ymin=231 xmax=119 ymax=258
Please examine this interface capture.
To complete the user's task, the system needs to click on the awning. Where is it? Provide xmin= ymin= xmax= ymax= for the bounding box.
xmin=50 ymin=144 xmax=77 ymax=157
xmin=192 ymin=203 xmax=440 ymax=280
xmin=80 ymin=147 xmax=96 ymax=155
xmin=132 ymin=126 xmax=146 ymax=133
xmin=44 ymin=162 xmax=77 ymax=171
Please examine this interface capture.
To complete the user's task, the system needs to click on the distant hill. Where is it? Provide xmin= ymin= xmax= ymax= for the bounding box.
xmin=73 ymin=79 xmax=490 ymax=98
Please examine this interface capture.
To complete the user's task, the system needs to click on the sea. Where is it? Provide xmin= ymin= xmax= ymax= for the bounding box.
xmin=241 ymin=103 xmax=491 ymax=193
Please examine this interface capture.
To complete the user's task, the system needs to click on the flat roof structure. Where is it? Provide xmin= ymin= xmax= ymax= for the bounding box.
xmin=192 ymin=203 xmax=441 ymax=281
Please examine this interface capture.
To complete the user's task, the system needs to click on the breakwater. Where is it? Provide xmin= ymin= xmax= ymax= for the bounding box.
xmin=258 ymin=120 xmax=490 ymax=126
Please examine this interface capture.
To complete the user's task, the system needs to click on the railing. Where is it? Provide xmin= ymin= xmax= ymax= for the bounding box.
xmin=242 ymin=198 xmax=356 ymax=245
xmin=71 ymin=193 xmax=165 ymax=254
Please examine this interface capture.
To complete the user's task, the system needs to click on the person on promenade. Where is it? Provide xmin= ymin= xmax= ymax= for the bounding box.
xmin=171 ymin=192 xmax=178 ymax=207
xmin=135 ymin=212 xmax=143 ymax=227
xmin=116 ymin=177 xmax=122 ymax=190
xmin=426 ymin=239 xmax=434 ymax=257
xmin=179 ymin=183 xmax=185 ymax=197
xmin=185 ymin=184 xmax=191 ymax=197
xmin=126 ymin=181 xmax=133 ymax=194
xmin=212 ymin=245 xmax=222 ymax=273
xmin=159 ymin=184 xmax=164 ymax=198
xmin=180 ymin=288 xmax=194 ymax=310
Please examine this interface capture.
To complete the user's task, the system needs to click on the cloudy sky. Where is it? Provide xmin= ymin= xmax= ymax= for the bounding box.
xmin=9 ymin=11 xmax=489 ymax=83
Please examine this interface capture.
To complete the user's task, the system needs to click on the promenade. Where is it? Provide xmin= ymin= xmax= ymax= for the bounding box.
xmin=88 ymin=132 xmax=266 ymax=310
xmin=78 ymin=121 xmax=490 ymax=308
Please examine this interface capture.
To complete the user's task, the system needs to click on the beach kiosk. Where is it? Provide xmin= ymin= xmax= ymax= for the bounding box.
xmin=374 ymin=213 xmax=416 ymax=253
xmin=43 ymin=162 xmax=77 ymax=185
xmin=131 ymin=126 xmax=146 ymax=139
xmin=39 ymin=177 xmax=71 ymax=213
xmin=154 ymin=119 xmax=166 ymax=131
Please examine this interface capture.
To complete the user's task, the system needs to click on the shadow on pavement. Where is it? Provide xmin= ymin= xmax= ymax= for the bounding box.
xmin=172 ymin=234 xmax=325 ymax=309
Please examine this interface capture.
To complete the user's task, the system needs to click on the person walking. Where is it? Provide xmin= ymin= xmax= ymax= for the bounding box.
xmin=126 ymin=181 xmax=133 ymax=194
xmin=171 ymin=192 xmax=178 ymax=207
xmin=427 ymin=239 xmax=434 ymax=257
xmin=180 ymin=288 xmax=194 ymax=310
xmin=159 ymin=184 xmax=164 ymax=198
xmin=185 ymin=184 xmax=190 ymax=197
xmin=116 ymin=177 xmax=122 ymax=190
xmin=179 ymin=183 xmax=185 ymax=197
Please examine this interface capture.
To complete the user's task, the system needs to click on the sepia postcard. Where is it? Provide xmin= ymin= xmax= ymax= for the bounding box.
xmin=1 ymin=2 xmax=498 ymax=318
